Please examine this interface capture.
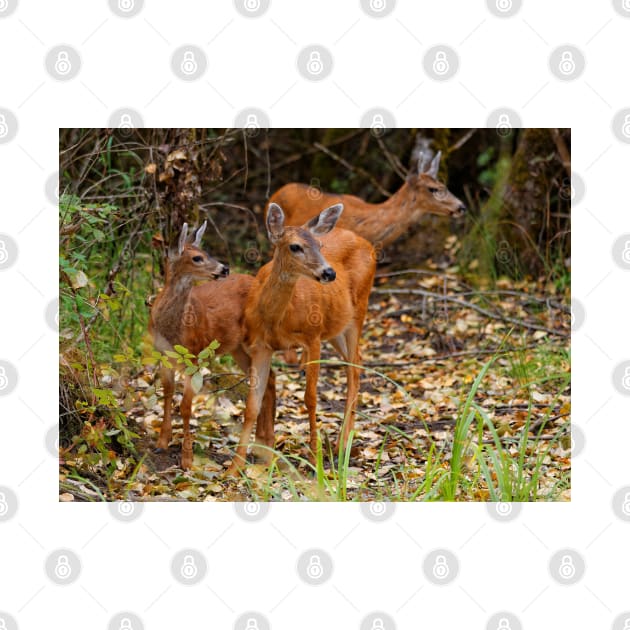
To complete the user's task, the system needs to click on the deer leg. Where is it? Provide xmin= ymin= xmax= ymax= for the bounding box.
xmin=338 ymin=327 xmax=361 ymax=450
xmin=261 ymin=369 xmax=277 ymax=451
xmin=233 ymin=347 xmax=277 ymax=461
xmin=156 ymin=367 xmax=174 ymax=451
xmin=180 ymin=373 xmax=194 ymax=470
xmin=226 ymin=350 xmax=271 ymax=476
xmin=304 ymin=342 xmax=321 ymax=462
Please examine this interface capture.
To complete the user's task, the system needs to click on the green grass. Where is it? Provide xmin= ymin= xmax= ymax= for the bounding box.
xmin=226 ymin=348 xmax=570 ymax=502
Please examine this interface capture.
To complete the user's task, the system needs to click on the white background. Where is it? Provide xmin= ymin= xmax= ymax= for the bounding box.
xmin=0 ymin=1 xmax=629 ymax=629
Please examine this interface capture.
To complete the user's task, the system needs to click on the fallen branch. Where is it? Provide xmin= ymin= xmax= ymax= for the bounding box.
xmin=372 ymin=287 xmax=568 ymax=337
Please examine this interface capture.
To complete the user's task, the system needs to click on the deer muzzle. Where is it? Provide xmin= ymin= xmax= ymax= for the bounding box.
xmin=320 ymin=267 xmax=336 ymax=283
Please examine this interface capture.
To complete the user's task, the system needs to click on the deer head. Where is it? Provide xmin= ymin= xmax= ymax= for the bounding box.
xmin=167 ymin=221 xmax=229 ymax=282
xmin=406 ymin=150 xmax=466 ymax=218
xmin=266 ymin=203 xmax=343 ymax=283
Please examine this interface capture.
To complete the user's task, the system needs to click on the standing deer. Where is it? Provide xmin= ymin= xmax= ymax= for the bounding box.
xmin=149 ymin=221 xmax=276 ymax=470
xmin=226 ymin=203 xmax=376 ymax=476
xmin=266 ymin=150 xmax=465 ymax=248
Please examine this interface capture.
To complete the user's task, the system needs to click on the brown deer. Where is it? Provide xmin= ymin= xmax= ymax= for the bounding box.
xmin=226 ymin=203 xmax=376 ymax=476
xmin=149 ymin=221 xmax=276 ymax=470
xmin=266 ymin=150 xmax=465 ymax=248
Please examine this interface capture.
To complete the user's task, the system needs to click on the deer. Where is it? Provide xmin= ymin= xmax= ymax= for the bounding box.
xmin=226 ymin=202 xmax=376 ymax=477
xmin=149 ymin=221 xmax=276 ymax=470
xmin=265 ymin=149 xmax=465 ymax=249
xmin=267 ymin=146 xmax=465 ymax=366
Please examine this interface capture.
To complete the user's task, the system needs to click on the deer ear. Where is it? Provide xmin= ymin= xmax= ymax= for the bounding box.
xmin=307 ymin=203 xmax=343 ymax=236
xmin=266 ymin=203 xmax=285 ymax=243
xmin=193 ymin=221 xmax=207 ymax=248
xmin=426 ymin=151 xmax=441 ymax=178
xmin=417 ymin=151 xmax=430 ymax=175
xmin=178 ymin=223 xmax=189 ymax=255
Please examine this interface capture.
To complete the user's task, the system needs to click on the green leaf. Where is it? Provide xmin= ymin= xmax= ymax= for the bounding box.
xmin=164 ymin=351 xmax=179 ymax=359
xmin=198 ymin=345 xmax=215 ymax=360
xmin=174 ymin=345 xmax=188 ymax=355
xmin=191 ymin=371 xmax=204 ymax=393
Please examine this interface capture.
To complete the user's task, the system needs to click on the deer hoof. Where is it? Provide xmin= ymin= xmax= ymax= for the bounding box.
xmin=181 ymin=452 xmax=193 ymax=470
xmin=225 ymin=464 xmax=243 ymax=478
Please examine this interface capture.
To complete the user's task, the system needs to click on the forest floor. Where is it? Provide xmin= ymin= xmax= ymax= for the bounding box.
xmin=59 ymin=261 xmax=571 ymax=503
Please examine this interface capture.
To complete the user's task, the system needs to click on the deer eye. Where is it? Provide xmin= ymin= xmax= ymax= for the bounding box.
xmin=428 ymin=187 xmax=439 ymax=194
xmin=289 ymin=244 xmax=303 ymax=253
xmin=192 ymin=255 xmax=204 ymax=263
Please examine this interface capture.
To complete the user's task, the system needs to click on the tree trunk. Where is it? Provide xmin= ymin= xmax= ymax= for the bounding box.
xmin=499 ymin=128 xmax=567 ymax=276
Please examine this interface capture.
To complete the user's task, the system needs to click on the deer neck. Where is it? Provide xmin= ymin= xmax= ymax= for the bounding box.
xmin=153 ymin=275 xmax=195 ymax=347
xmin=345 ymin=181 xmax=416 ymax=246
xmin=256 ymin=255 xmax=299 ymax=324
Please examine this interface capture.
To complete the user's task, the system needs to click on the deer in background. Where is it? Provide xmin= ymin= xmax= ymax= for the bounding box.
xmin=226 ymin=203 xmax=376 ymax=476
xmin=266 ymin=147 xmax=465 ymax=249
xmin=149 ymin=222 xmax=276 ymax=470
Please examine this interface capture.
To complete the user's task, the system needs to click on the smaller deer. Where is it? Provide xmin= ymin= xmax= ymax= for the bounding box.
xmin=149 ymin=222 xmax=276 ymax=470
xmin=226 ymin=203 xmax=376 ymax=476
xmin=266 ymin=150 xmax=465 ymax=249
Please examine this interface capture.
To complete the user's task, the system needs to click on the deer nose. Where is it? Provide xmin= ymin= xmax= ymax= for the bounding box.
xmin=457 ymin=204 xmax=466 ymax=214
xmin=220 ymin=264 xmax=229 ymax=277
xmin=321 ymin=267 xmax=336 ymax=283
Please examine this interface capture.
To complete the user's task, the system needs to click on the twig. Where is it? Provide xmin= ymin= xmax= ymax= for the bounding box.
xmin=550 ymin=128 xmax=571 ymax=176
xmin=375 ymin=136 xmax=407 ymax=180
xmin=362 ymin=343 xmax=541 ymax=367
xmin=313 ymin=141 xmax=391 ymax=197
xmin=448 ymin=128 xmax=478 ymax=153
xmin=372 ymin=287 xmax=568 ymax=337
xmin=375 ymin=268 xmax=463 ymax=282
